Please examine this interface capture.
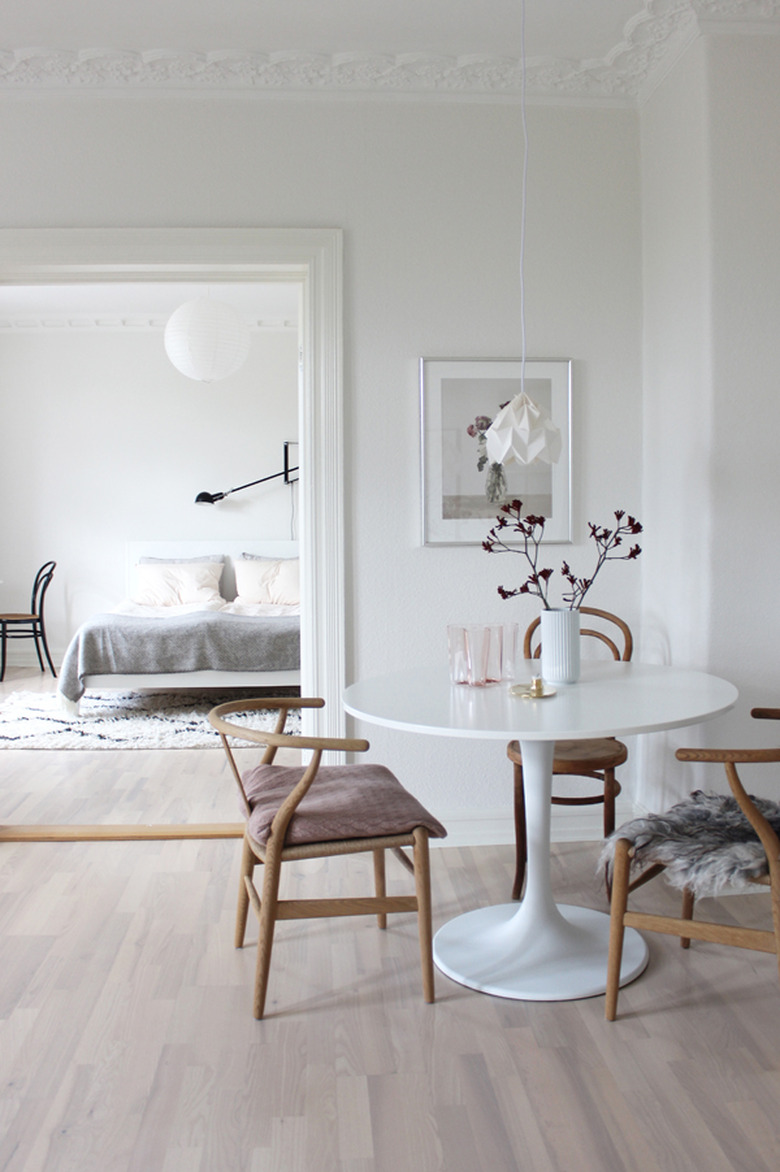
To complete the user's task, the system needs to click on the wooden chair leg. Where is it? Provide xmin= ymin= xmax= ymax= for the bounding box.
xmin=413 ymin=828 xmax=435 ymax=1003
xmin=602 ymin=768 xmax=617 ymax=901
xmin=373 ymin=848 xmax=387 ymax=929
xmin=38 ymin=620 xmax=57 ymax=678
xmin=253 ymin=851 xmax=283 ymax=1020
xmin=234 ymin=835 xmax=256 ymax=948
xmin=771 ymin=874 xmax=780 ymax=988
xmin=603 ymin=768 xmax=617 ymax=837
xmin=680 ymin=886 xmax=695 ymax=949
xmin=512 ymin=762 xmax=527 ymax=901
xmin=31 ymin=626 xmax=45 ymax=672
xmin=605 ymin=837 xmax=631 ymax=1021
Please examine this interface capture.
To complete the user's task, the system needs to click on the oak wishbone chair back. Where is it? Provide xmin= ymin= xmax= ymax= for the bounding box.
xmin=209 ymin=696 xmax=447 ymax=1019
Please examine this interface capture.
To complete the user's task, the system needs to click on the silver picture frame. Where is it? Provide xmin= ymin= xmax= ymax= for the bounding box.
xmin=420 ymin=357 xmax=572 ymax=546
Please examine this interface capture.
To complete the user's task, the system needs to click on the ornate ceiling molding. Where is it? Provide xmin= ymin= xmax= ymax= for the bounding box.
xmin=693 ymin=0 xmax=780 ymax=17
xmin=0 ymin=2 xmax=777 ymax=103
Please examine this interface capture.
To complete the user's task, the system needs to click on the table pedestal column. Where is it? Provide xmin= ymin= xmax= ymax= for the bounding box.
xmin=432 ymin=739 xmax=648 ymax=1000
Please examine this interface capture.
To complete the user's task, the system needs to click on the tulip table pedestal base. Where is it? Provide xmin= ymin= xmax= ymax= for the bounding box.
xmin=433 ymin=901 xmax=648 ymax=1001
xmin=433 ymin=738 xmax=648 ymax=1000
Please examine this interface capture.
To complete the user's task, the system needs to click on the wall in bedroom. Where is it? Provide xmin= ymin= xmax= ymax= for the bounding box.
xmin=0 ymin=86 xmax=642 ymax=839
xmin=0 ymin=325 xmax=298 ymax=651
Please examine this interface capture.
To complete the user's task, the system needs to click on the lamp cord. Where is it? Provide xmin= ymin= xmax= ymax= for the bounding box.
xmin=519 ymin=0 xmax=528 ymax=396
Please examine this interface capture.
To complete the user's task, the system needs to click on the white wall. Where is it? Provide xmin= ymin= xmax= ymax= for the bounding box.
xmin=640 ymin=33 xmax=780 ymax=808
xmin=344 ymin=102 xmax=643 ymax=837
xmin=0 ymin=92 xmax=643 ymax=840
xmin=639 ymin=38 xmax=713 ymax=809
xmin=706 ymin=35 xmax=780 ymax=790
xmin=0 ymin=325 xmax=298 ymax=654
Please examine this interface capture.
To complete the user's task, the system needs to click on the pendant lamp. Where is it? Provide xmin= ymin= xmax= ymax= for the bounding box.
xmin=484 ymin=0 xmax=561 ymax=468
xmin=164 ymin=297 xmax=251 ymax=382
xmin=486 ymin=390 xmax=562 ymax=467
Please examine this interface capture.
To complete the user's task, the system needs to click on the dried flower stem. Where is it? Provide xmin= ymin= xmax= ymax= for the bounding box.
xmin=483 ymin=500 xmax=642 ymax=610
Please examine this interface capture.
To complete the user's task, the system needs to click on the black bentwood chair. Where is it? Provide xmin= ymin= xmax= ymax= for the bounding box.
xmin=0 ymin=561 xmax=57 ymax=682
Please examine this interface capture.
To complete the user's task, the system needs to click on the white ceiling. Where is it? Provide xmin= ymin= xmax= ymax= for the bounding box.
xmin=0 ymin=0 xmax=774 ymax=322
xmin=1 ymin=1 xmax=641 ymax=62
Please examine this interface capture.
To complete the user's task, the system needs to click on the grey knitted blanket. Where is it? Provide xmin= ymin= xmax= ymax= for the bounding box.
xmin=600 ymin=790 xmax=780 ymax=896
xmin=58 ymin=611 xmax=300 ymax=703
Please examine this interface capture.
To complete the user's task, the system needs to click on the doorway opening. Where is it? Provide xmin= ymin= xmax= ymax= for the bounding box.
xmin=0 ymin=227 xmax=345 ymax=737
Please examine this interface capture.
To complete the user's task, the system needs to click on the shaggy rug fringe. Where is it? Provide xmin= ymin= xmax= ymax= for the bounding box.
xmin=0 ymin=690 xmax=301 ymax=750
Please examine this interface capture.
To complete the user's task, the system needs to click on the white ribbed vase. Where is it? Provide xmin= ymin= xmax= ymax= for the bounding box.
xmin=540 ymin=608 xmax=581 ymax=684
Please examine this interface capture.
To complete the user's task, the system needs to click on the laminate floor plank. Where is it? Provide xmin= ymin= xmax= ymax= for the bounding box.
xmin=2 ymin=669 xmax=780 ymax=1170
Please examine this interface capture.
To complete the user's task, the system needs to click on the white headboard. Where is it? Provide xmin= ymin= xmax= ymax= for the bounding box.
xmin=124 ymin=540 xmax=299 ymax=600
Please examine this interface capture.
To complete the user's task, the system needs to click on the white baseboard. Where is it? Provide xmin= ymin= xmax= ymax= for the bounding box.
xmin=434 ymin=796 xmax=635 ymax=848
xmin=4 ymin=648 xmax=62 ymax=671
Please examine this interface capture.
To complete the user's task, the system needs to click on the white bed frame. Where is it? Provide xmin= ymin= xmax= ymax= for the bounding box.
xmin=82 ymin=540 xmax=301 ymax=694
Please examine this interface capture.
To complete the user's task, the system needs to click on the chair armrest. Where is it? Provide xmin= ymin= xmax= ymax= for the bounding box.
xmin=209 ymin=710 xmax=369 ymax=754
xmin=676 ymin=746 xmax=780 ymax=764
xmin=209 ymin=696 xmax=324 ymax=747
xmin=752 ymin=707 xmax=780 ymax=722
xmin=676 ymin=746 xmax=780 ymax=872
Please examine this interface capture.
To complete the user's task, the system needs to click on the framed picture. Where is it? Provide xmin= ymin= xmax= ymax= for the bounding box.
xmin=419 ymin=358 xmax=572 ymax=546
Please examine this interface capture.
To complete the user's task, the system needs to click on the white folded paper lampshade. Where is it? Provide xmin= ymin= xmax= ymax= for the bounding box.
xmin=164 ymin=298 xmax=251 ymax=382
xmin=485 ymin=391 xmax=562 ymax=466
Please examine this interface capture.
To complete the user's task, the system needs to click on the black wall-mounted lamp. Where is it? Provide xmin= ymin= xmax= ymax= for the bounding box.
xmin=195 ymin=441 xmax=299 ymax=504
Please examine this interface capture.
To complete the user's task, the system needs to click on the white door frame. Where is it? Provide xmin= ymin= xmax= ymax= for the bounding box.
xmin=0 ymin=227 xmax=345 ymax=737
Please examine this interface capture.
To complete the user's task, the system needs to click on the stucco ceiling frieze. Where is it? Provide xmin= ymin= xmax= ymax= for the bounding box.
xmin=0 ymin=2 xmax=777 ymax=103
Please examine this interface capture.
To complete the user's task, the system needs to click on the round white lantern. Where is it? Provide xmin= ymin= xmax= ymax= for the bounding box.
xmin=164 ymin=297 xmax=251 ymax=382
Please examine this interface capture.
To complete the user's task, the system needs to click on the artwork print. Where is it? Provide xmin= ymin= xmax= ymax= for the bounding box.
xmin=420 ymin=358 xmax=572 ymax=545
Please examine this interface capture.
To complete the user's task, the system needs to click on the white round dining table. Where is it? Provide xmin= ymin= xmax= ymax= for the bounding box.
xmin=343 ymin=661 xmax=738 ymax=1001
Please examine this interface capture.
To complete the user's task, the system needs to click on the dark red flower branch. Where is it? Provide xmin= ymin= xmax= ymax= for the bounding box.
xmin=483 ymin=500 xmax=642 ymax=610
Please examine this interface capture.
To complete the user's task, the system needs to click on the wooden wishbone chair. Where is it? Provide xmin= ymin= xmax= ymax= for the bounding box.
xmin=507 ymin=607 xmax=633 ymax=898
xmin=209 ymin=696 xmax=447 ymax=1019
xmin=605 ymin=705 xmax=780 ymax=1021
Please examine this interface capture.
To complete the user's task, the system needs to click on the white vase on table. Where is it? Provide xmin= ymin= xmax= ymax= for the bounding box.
xmin=540 ymin=608 xmax=580 ymax=684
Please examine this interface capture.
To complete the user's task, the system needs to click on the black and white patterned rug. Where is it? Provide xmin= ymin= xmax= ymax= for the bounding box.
xmin=0 ymin=690 xmax=301 ymax=750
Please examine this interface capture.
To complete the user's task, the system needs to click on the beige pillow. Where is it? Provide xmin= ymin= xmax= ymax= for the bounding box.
xmin=131 ymin=561 xmax=225 ymax=607
xmin=234 ymin=557 xmax=300 ymax=605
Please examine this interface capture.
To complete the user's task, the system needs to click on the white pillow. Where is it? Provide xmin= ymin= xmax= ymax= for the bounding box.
xmin=234 ymin=557 xmax=300 ymax=605
xmin=131 ymin=561 xmax=225 ymax=607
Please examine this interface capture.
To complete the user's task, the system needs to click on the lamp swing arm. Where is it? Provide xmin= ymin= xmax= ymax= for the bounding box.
xmin=195 ymin=442 xmax=299 ymax=504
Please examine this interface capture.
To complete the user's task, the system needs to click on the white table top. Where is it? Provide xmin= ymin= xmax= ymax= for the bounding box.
xmin=343 ymin=661 xmax=738 ymax=741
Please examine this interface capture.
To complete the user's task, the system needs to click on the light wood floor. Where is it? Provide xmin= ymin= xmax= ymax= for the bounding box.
xmin=1 ymin=668 xmax=780 ymax=1171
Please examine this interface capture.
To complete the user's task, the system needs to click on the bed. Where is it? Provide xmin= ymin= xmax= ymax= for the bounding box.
xmin=57 ymin=541 xmax=301 ymax=713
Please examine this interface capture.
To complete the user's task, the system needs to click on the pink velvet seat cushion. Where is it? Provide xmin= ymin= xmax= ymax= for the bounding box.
xmin=241 ymin=762 xmax=447 ymax=846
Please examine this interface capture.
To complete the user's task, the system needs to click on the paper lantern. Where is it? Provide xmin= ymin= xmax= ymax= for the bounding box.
xmin=485 ymin=391 xmax=562 ymax=467
xmin=164 ymin=297 xmax=251 ymax=382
